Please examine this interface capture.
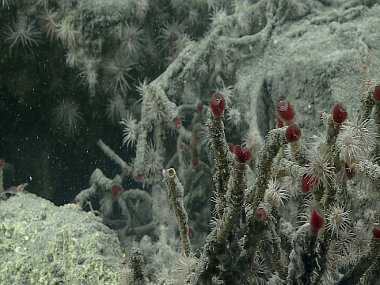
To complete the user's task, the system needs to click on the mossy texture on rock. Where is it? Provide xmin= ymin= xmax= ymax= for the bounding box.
xmin=0 ymin=193 xmax=124 ymax=285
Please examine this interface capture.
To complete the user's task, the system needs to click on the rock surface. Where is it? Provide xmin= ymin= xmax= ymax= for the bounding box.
xmin=236 ymin=2 xmax=380 ymax=140
xmin=0 ymin=193 xmax=124 ymax=284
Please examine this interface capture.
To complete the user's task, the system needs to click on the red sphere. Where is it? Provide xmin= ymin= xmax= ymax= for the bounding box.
xmin=136 ymin=173 xmax=143 ymax=182
xmin=310 ymin=209 xmax=324 ymax=234
xmin=373 ymin=86 xmax=380 ymax=102
xmin=188 ymin=227 xmax=195 ymax=238
xmin=173 ymin=117 xmax=181 ymax=129
xmin=332 ymin=104 xmax=348 ymax=124
xmin=285 ymin=124 xmax=301 ymax=143
xmin=277 ymin=100 xmax=295 ymax=123
xmin=373 ymin=228 xmax=380 ymax=239
xmin=255 ymin=208 xmax=267 ymax=221
xmin=234 ymin=144 xmax=252 ymax=164
xmin=111 ymin=185 xmax=122 ymax=197
xmin=345 ymin=163 xmax=355 ymax=180
xmin=301 ymin=174 xmax=319 ymax=193
xmin=210 ymin=93 xmax=226 ymax=117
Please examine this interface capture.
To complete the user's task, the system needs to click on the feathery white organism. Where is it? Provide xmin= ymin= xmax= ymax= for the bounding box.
xmin=305 ymin=146 xmax=335 ymax=185
xmin=35 ymin=0 xmax=50 ymax=8
xmin=65 ymin=48 xmax=82 ymax=68
xmin=197 ymin=125 xmax=211 ymax=147
xmin=360 ymin=77 xmax=377 ymax=97
xmin=343 ymin=115 xmax=375 ymax=152
xmin=118 ymin=22 xmax=145 ymax=57
xmin=187 ymin=8 xmax=199 ymax=25
xmin=5 ymin=16 xmax=41 ymax=54
xmin=354 ymin=221 xmax=372 ymax=253
xmin=212 ymin=40 xmax=232 ymax=70
xmin=54 ymin=99 xmax=83 ymax=137
xmin=324 ymin=245 xmax=342 ymax=282
xmin=40 ymin=8 xmax=58 ymax=41
xmin=210 ymin=8 xmax=227 ymax=28
xmin=106 ymin=94 xmax=127 ymax=123
xmin=169 ymin=0 xmax=186 ymax=10
xmin=338 ymin=228 xmax=354 ymax=248
xmin=280 ymin=176 xmax=298 ymax=198
xmin=233 ymin=0 xmax=250 ymax=32
xmin=267 ymin=274 xmax=284 ymax=285
xmin=144 ymin=96 xmax=166 ymax=122
xmin=56 ymin=16 xmax=78 ymax=47
xmin=120 ymin=112 xmax=138 ymax=148
xmin=336 ymin=128 xmax=363 ymax=165
xmin=136 ymin=78 xmax=150 ymax=103
xmin=78 ymin=58 xmax=98 ymax=93
xmin=243 ymin=128 xmax=262 ymax=153
xmin=173 ymin=254 xmax=198 ymax=283
xmin=105 ymin=52 xmax=135 ymax=97
xmin=1 ymin=0 xmax=13 ymax=8
xmin=157 ymin=21 xmax=185 ymax=52
xmin=174 ymin=33 xmax=191 ymax=55
xmin=264 ymin=178 xmax=289 ymax=208
xmin=134 ymin=0 xmax=149 ymax=21
xmin=297 ymin=193 xmax=318 ymax=225
xmin=197 ymin=60 xmax=209 ymax=77
xmin=226 ymin=107 xmax=242 ymax=126
xmin=215 ymin=84 xmax=233 ymax=105
xmin=335 ymin=228 xmax=359 ymax=269
xmin=209 ymin=215 xmax=219 ymax=229
xmin=340 ymin=243 xmax=360 ymax=269
xmin=136 ymin=79 xmax=165 ymax=121
xmin=249 ymin=257 xmax=267 ymax=285
xmin=144 ymin=142 xmax=164 ymax=180
xmin=326 ymin=202 xmax=351 ymax=238
xmin=206 ymin=0 xmax=220 ymax=11
xmin=232 ymin=0 xmax=250 ymax=14
xmin=99 ymin=195 xmax=114 ymax=217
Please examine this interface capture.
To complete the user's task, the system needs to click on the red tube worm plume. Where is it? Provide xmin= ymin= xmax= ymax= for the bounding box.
xmin=188 ymin=227 xmax=195 ymax=238
xmin=373 ymin=85 xmax=380 ymax=102
xmin=135 ymin=173 xmax=143 ymax=182
xmin=373 ymin=228 xmax=380 ymax=238
xmin=345 ymin=163 xmax=355 ymax=180
xmin=0 ymin=159 xmax=4 ymax=169
xmin=210 ymin=92 xmax=226 ymax=117
xmin=277 ymin=100 xmax=295 ymax=124
xmin=285 ymin=124 xmax=301 ymax=143
xmin=301 ymin=174 xmax=319 ymax=193
xmin=111 ymin=185 xmax=122 ymax=197
xmin=310 ymin=209 xmax=324 ymax=234
xmin=193 ymin=158 xmax=200 ymax=167
xmin=255 ymin=207 xmax=267 ymax=221
xmin=71 ymin=198 xmax=82 ymax=207
xmin=234 ymin=144 xmax=252 ymax=164
xmin=332 ymin=104 xmax=348 ymax=124
xmin=173 ymin=117 xmax=181 ymax=129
